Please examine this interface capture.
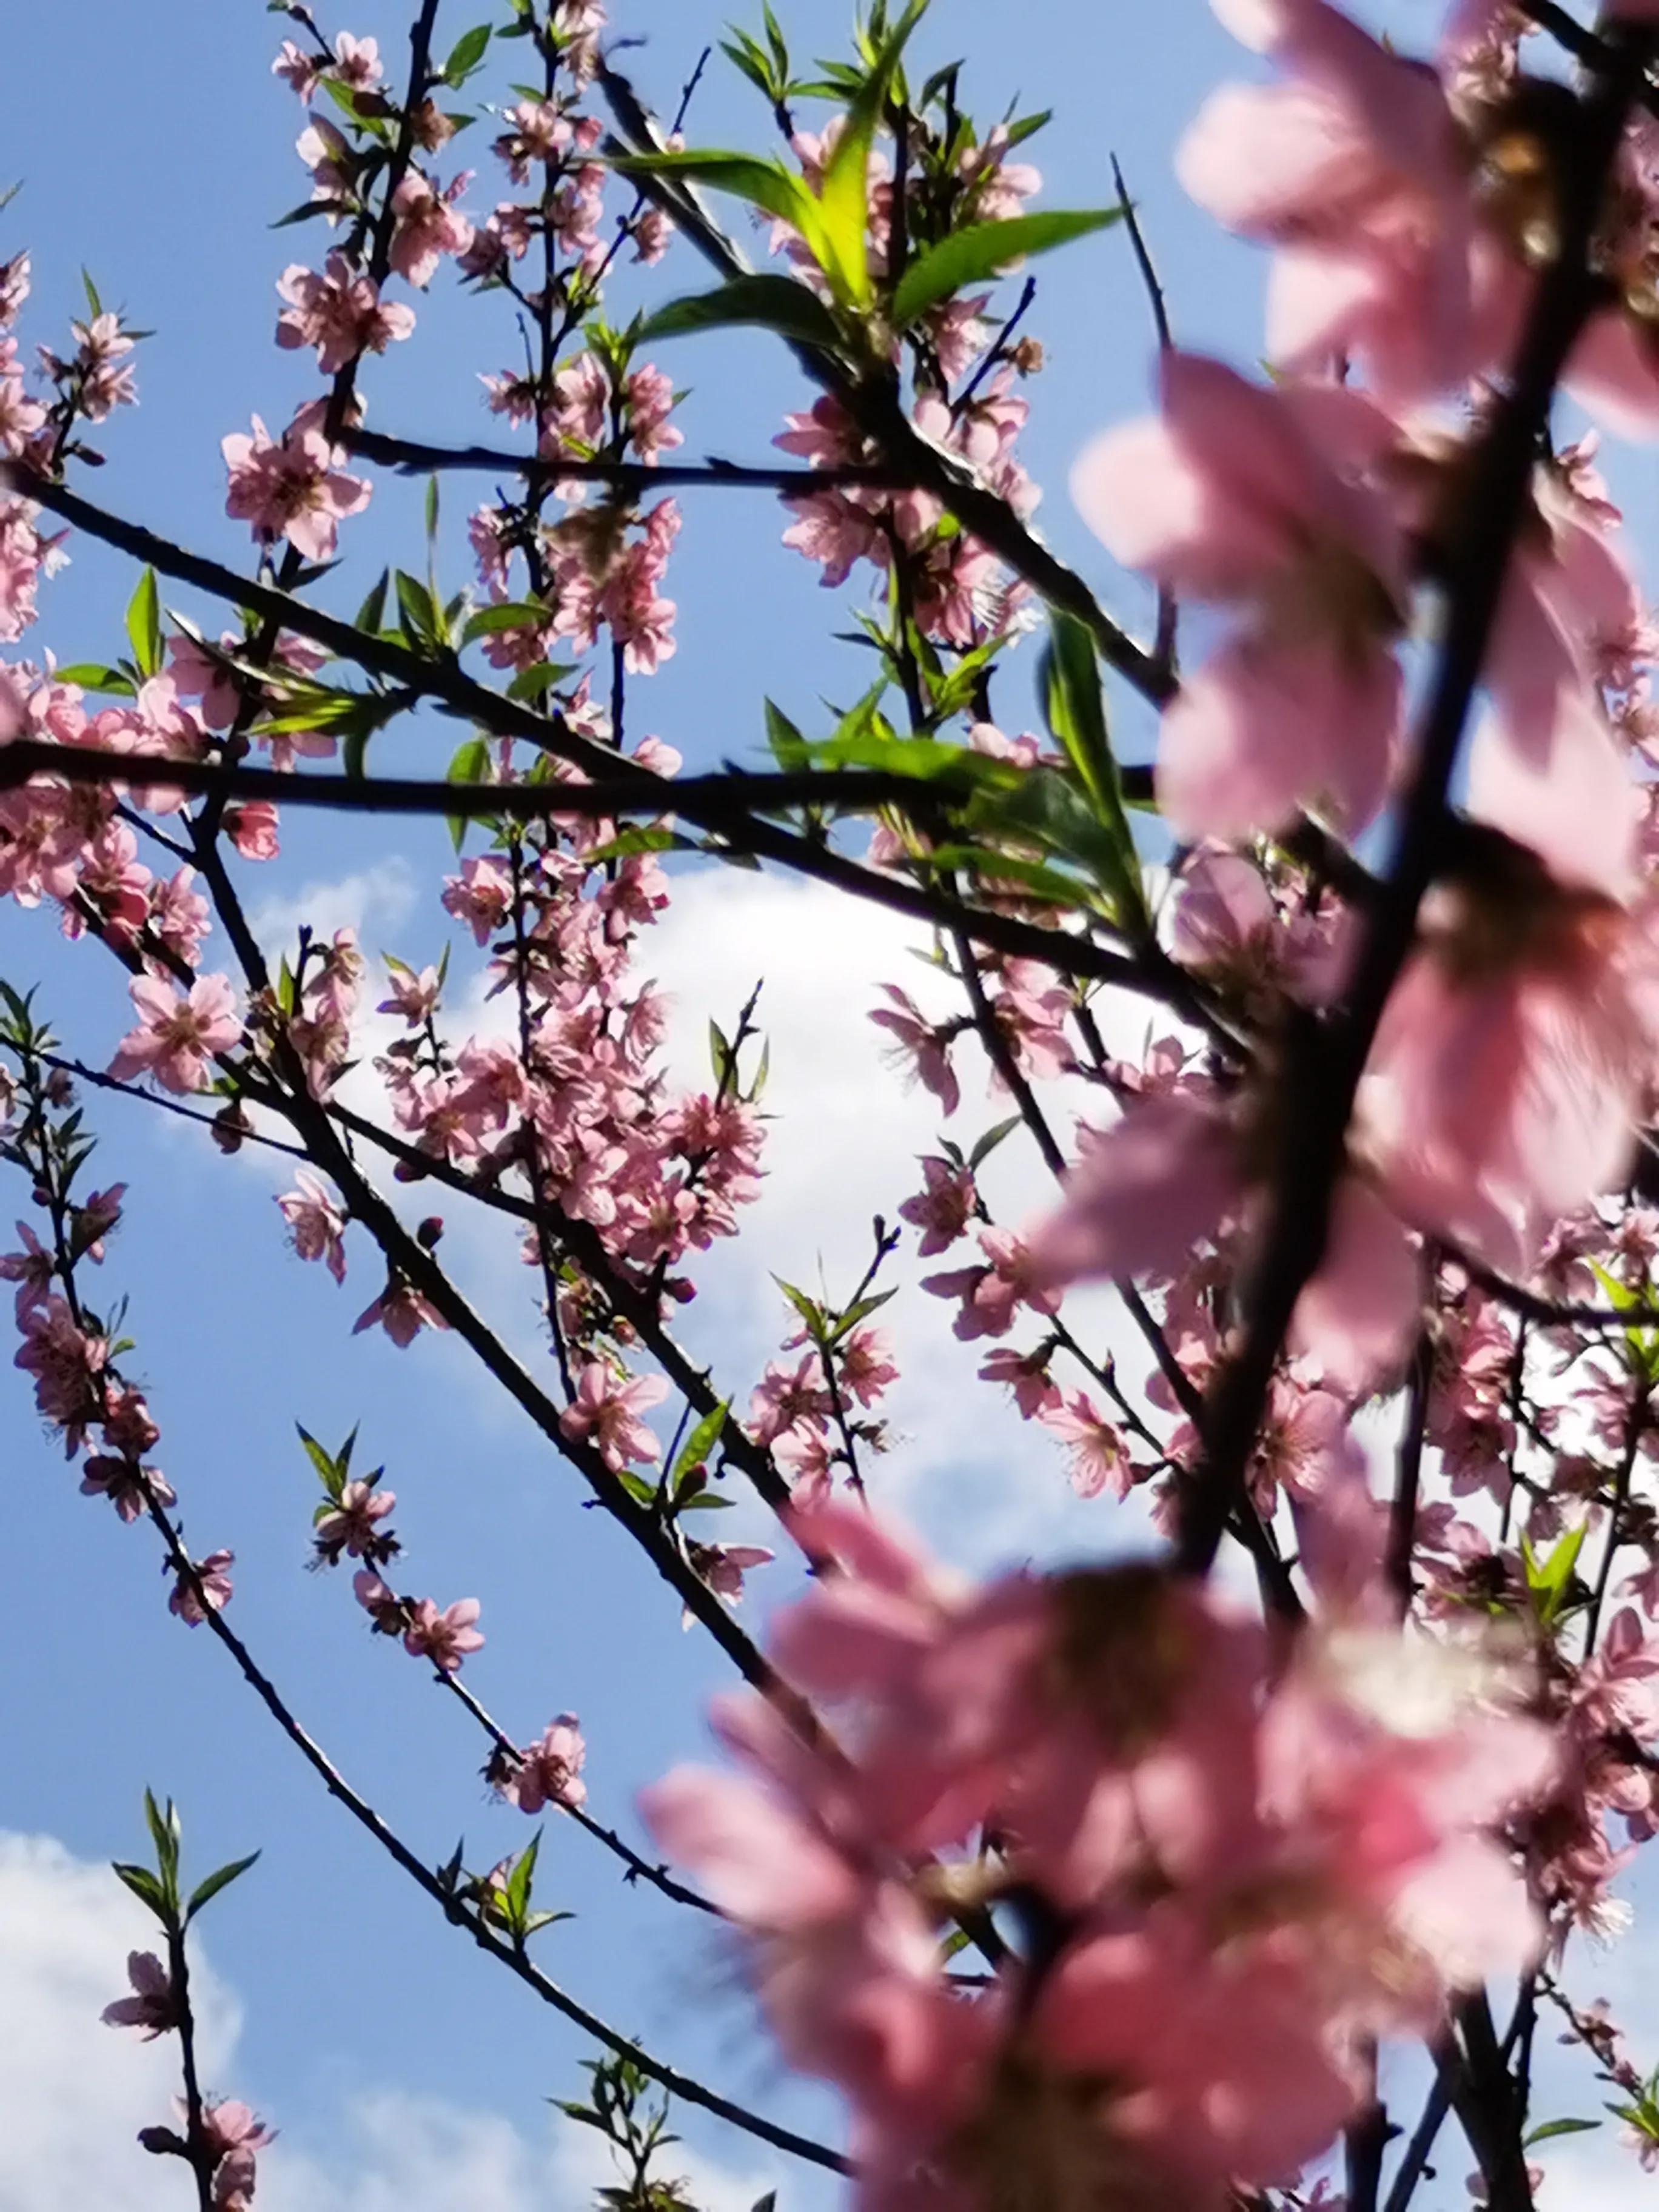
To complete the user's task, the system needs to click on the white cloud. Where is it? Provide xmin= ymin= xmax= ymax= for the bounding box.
xmin=0 ymin=1832 xmax=240 ymax=2212
xmin=0 ymin=1831 xmax=780 ymax=2212
xmin=642 ymin=866 xmax=1168 ymax=1572
xmin=247 ymin=859 xmax=417 ymax=966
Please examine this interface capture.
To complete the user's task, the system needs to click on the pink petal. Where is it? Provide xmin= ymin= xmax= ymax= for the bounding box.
xmin=1289 ymin=1178 xmax=1420 ymax=1397
xmin=1025 ymin=1090 xmax=1241 ymax=1287
xmin=1156 ymin=631 xmax=1400 ymax=843
xmin=637 ymin=1769 xmax=859 ymax=1928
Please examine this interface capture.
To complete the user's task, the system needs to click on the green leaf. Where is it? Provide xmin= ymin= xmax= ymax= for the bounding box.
xmin=424 ymin=473 xmax=441 ymax=547
xmin=1039 ymin=611 xmax=1147 ymax=934
xmin=891 ymin=209 xmax=1120 ymax=326
xmin=446 ymin=733 xmax=494 ymax=851
xmin=144 ymin=1789 xmax=180 ymax=1891
xmin=763 ymin=699 xmax=809 ymax=771
xmin=270 ymin=199 xmax=336 ymax=230
xmin=609 ymin=149 xmax=818 ymax=235
xmin=124 ymin=569 xmax=163 ymax=679
xmin=772 ymin=1275 xmax=826 ymax=1342
xmin=395 ymin=569 xmax=442 ymax=651
xmin=81 ymin=267 xmax=103 ymax=319
xmin=442 ymin=22 xmax=491 ymax=82
xmin=296 ymin=1422 xmax=347 ymax=1500
xmin=460 ymin=600 xmax=548 ymax=645
xmin=355 ymin=569 xmax=390 ymax=635
xmin=186 ymin=1851 xmax=261 ymax=1923
xmin=968 ymin=1114 xmax=1023 ymax=1170
xmin=671 ymin=1399 xmax=731 ymax=1488
xmin=112 ymin=1862 xmax=170 ymax=1923
xmin=637 ymin=273 xmax=843 ymax=352
xmin=1523 ymin=1523 xmax=1589 ymax=1627
xmin=1524 ymin=2118 xmax=1601 ymax=2146
xmin=830 ymin=1284 xmax=896 ymax=1344
xmin=53 ymin=663 xmax=135 ymax=695
xmin=815 ymin=0 xmax=929 ymax=307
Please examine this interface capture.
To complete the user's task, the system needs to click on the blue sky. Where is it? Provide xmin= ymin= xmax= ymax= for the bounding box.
xmin=0 ymin=2 xmax=1653 ymax=2207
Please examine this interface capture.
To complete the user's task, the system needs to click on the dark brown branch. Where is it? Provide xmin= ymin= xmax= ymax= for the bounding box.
xmin=346 ymin=425 xmax=899 ymax=491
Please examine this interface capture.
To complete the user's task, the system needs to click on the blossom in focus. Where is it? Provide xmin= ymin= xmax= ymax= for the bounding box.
xmin=102 ymin=1951 xmax=176 ymax=2039
xmin=504 ymin=1715 xmax=588 ymax=1812
xmin=109 ymin=974 xmax=241 ymax=1095
xmin=352 ymin=1279 xmax=448 ymax=1347
xmin=276 ymin=1170 xmax=347 ymax=1284
xmin=221 ymin=402 xmax=371 ymax=563
xmin=170 ymin=1550 xmax=234 ymax=1626
xmin=403 ymin=1595 xmax=484 ymax=1673
xmin=559 ymin=1361 xmax=668 ymax=1469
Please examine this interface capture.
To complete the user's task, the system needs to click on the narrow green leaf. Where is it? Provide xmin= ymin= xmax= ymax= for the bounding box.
xmin=816 ymin=0 xmax=929 ymax=306
xmin=124 ymin=569 xmax=163 ymax=679
xmin=295 ymin=1423 xmax=344 ymax=1498
xmin=112 ymin=1862 xmax=170 ymax=1923
xmin=672 ymin=1399 xmax=731 ymax=1487
xmin=609 ymin=150 xmax=817 ymax=235
xmin=891 ymin=209 xmax=1120 ymax=327
xmin=637 ymin=273 xmax=843 ymax=352
xmin=186 ymin=1851 xmax=261 ymax=1923
xmin=442 ymin=21 xmax=491 ymax=82
xmin=54 ymin=663 xmax=135 ymax=695
xmin=460 ymin=600 xmax=548 ymax=645
xmin=355 ymin=569 xmax=390 ymax=635
xmin=763 ymin=699 xmax=809 ymax=771
xmin=1039 ymin=611 xmax=1147 ymax=934
xmin=1524 ymin=2118 xmax=1601 ymax=2146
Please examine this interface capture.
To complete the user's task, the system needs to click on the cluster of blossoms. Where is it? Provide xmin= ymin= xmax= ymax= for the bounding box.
xmin=1 ymin=1061 xmax=234 ymax=1624
xmin=105 ymin=1957 xmax=273 ymax=2207
xmin=646 ymin=1503 xmax=1552 ymax=2209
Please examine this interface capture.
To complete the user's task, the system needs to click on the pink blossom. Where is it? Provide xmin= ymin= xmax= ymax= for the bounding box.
xmin=1179 ymin=0 xmax=1477 ymax=402
xmin=387 ymin=170 xmax=475 ymax=287
xmin=747 ymin=1353 xmax=832 ymax=1446
xmin=0 ymin=1219 xmax=52 ymax=1318
xmin=1038 ymin=1392 xmax=1133 ymax=1499
xmin=109 ymin=974 xmax=241 ymax=1094
xmin=223 ymin=800 xmax=280 ymax=860
xmin=837 ymin=1326 xmax=899 ymax=1408
xmin=870 ymin=986 xmax=960 ymax=1115
xmin=1071 ymin=352 xmax=1405 ymax=843
xmin=170 ymin=1550 xmax=234 ymax=1626
xmin=688 ymin=1540 xmax=776 ymax=1611
xmin=923 ymin=1227 xmax=1059 ymax=1342
xmin=276 ymin=252 xmax=414 ymax=374
xmin=221 ymin=402 xmax=372 ymax=563
xmin=1360 ymin=859 xmax=1659 ymax=1278
xmin=505 ymin=1715 xmax=588 ymax=1812
xmin=102 ymin=1951 xmax=177 ymax=2039
xmin=897 ymin=1155 xmax=977 ymax=1255
xmin=403 ymin=1595 xmax=484 ymax=1672
xmin=275 ymin=1169 xmax=347 ymax=1284
xmin=353 ymin=1568 xmax=405 ymax=1634
xmin=352 ymin=1280 xmax=448 ymax=1346
xmin=313 ymin=1478 xmax=397 ymax=1566
xmin=1028 ymin=1087 xmax=1423 ymax=1396
xmin=560 ymin=1361 xmax=668 ymax=1469
xmin=377 ymin=956 xmax=441 ymax=1026
xmin=80 ymin=1456 xmax=175 ymax=1522
xmin=978 ymin=1345 xmax=1062 ymax=1419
